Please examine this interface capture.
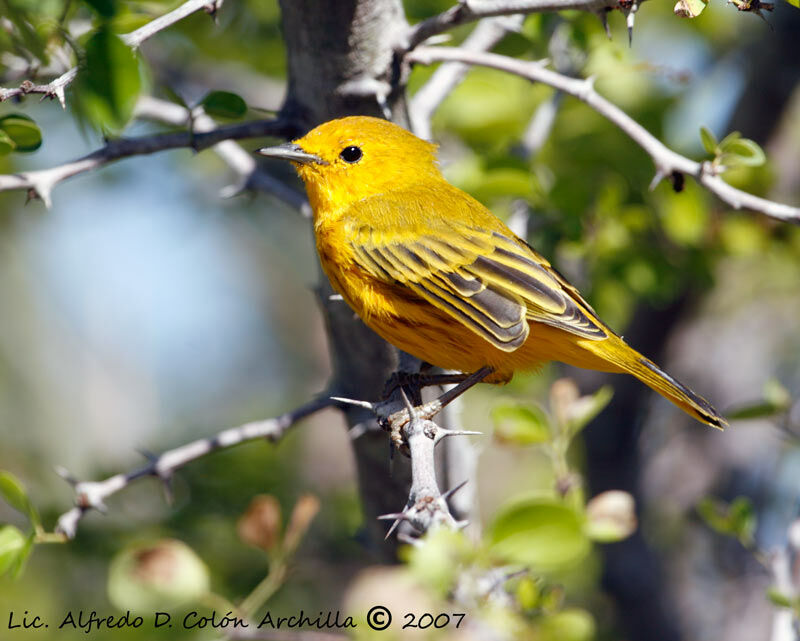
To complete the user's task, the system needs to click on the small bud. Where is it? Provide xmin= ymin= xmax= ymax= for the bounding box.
xmin=550 ymin=378 xmax=579 ymax=427
xmin=237 ymin=495 xmax=282 ymax=552
xmin=283 ymin=494 xmax=320 ymax=555
xmin=107 ymin=539 xmax=210 ymax=612
xmin=585 ymin=490 xmax=637 ymax=543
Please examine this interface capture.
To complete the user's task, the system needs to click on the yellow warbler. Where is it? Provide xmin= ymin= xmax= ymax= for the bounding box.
xmin=258 ymin=116 xmax=725 ymax=429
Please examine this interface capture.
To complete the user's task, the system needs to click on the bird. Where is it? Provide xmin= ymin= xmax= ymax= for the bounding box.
xmin=257 ymin=116 xmax=726 ymax=429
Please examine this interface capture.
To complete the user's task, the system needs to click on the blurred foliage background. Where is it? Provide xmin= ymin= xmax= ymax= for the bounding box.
xmin=0 ymin=1 xmax=799 ymax=640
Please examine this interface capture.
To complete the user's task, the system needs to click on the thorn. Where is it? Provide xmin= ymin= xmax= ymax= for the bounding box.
xmin=597 ymin=9 xmax=612 ymax=38
xmin=379 ymin=511 xmax=409 ymax=540
xmin=624 ymin=2 xmax=638 ymax=46
xmin=54 ymin=465 xmax=78 ymax=486
xmin=137 ymin=448 xmax=158 ymax=462
xmin=330 ymin=396 xmax=374 ymax=410
xmin=377 ymin=512 xmax=406 ymax=521
xmin=376 ymin=92 xmax=392 ymax=121
xmin=649 ymin=170 xmax=665 ymax=191
xmin=442 ymin=479 xmax=469 ymax=502
xmin=435 ymin=428 xmax=482 ymax=444
xmin=399 ymin=387 xmax=415 ymax=416
xmin=161 ymin=474 xmax=175 ymax=506
xmin=54 ymin=86 xmax=66 ymax=109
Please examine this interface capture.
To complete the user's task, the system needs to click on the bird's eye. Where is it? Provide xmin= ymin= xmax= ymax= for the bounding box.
xmin=339 ymin=145 xmax=363 ymax=163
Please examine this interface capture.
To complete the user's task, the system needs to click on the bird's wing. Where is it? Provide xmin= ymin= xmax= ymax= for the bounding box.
xmin=348 ymin=219 xmax=608 ymax=353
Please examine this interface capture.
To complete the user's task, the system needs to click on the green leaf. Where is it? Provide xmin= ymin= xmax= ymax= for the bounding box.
xmin=729 ymin=496 xmax=756 ymax=543
xmin=0 ymin=526 xmax=28 ymax=576
xmin=0 ymin=131 xmax=16 ymax=155
xmin=491 ymin=402 xmax=551 ymax=445
xmin=488 ymin=496 xmax=590 ymax=570
xmin=539 ymin=609 xmax=596 ymax=641
xmin=720 ymin=137 xmax=766 ymax=168
xmin=0 ymin=114 xmax=42 ymax=152
xmin=3 ymin=5 xmax=49 ymax=65
xmin=727 ymin=401 xmax=786 ymax=420
xmin=727 ymin=379 xmax=791 ymax=420
xmin=80 ymin=27 xmax=141 ymax=131
xmin=767 ymin=587 xmax=794 ymax=608
xmin=699 ymin=126 xmax=718 ymax=155
xmin=697 ymin=496 xmax=756 ymax=545
xmin=0 ymin=471 xmax=40 ymax=528
xmin=200 ymin=91 xmax=248 ymax=120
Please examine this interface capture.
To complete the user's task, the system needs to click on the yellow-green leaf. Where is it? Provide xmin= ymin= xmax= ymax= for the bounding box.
xmin=0 ymin=471 xmax=40 ymax=528
xmin=492 ymin=402 xmax=551 ymax=445
xmin=699 ymin=126 xmax=717 ymax=155
xmin=0 ymin=131 xmax=15 ymax=155
xmin=0 ymin=114 xmax=42 ymax=152
xmin=0 ymin=526 xmax=27 ymax=576
xmin=488 ymin=496 xmax=590 ymax=569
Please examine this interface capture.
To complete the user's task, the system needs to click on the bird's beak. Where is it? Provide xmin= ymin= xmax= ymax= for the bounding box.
xmin=256 ymin=142 xmax=324 ymax=165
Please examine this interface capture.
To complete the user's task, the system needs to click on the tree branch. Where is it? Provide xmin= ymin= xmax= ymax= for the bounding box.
xmin=0 ymin=0 xmax=223 ymax=106
xmin=409 ymin=15 xmax=524 ymax=139
xmin=0 ymin=116 xmax=298 ymax=207
xmin=404 ymin=0 xmax=619 ymax=51
xmin=0 ymin=68 xmax=76 ymax=108
xmin=407 ymin=46 xmax=800 ymax=224
xmin=121 ymin=0 xmax=222 ymax=49
xmin=54 ymin=395 xmax=334 ymax=539
xmin=135 ymin=96 xmax=310 ymax=214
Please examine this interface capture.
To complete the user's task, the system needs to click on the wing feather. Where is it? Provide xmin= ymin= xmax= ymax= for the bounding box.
xmin=346 ymin=212 xmax=607 ymax=351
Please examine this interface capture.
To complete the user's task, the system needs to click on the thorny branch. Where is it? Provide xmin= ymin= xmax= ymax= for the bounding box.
xmin=407 ymin=46 xmax=800 ymax=224
xmin=335 ymin=368 xmax=490 ymax=538
xmin=0 ymin=0 xmax=222 ymax=105
xmin=54 ymin=396 xmax=334 ymax=539
xmin=0 ymin=116 xmax=298 ymax=207
xmin=404 ymin=0 xmax=622 ymax=52
xmin=135 ymin=96 xmax=310 ymax=214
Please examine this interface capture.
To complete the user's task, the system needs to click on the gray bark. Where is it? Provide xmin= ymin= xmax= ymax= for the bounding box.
xmin=276 ymin=0 xmax=417 ymax=558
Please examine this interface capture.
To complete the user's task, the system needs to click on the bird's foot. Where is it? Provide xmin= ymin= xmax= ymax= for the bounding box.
xmin=384 ymin=366 xmax=494 ymax=449
xmin=381 ymin=370 xmax=475 ymax=401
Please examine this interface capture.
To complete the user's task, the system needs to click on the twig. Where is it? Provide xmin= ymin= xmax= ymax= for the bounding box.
xmin=0 ymin=117 xmax=298 ymax=207
xmin=135 ymin=96 xmax=310 ymax=214
xmin=121 ymin=0 xmax=222 ymax=49
xmin=407 ymin=46 xmax=800 ymax=224
xmin=54 ymin=396 xmax=334 ymax=539
xmin=0 ymin=68 xmax=76 ymax=108
xmin=0 ymin=0 xmax=222 ymax=106
xmin=404 ymin=0 xmax=620 ymax=51
xmin=409 ymin=15 xmax=524 ymax=139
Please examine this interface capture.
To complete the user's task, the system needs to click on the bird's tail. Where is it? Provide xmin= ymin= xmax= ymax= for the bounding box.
xmin=582 ymin=337 xmax=727 ymax=429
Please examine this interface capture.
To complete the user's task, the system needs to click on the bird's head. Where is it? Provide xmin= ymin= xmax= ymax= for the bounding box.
xmin=257 ymin=116 xmax=441 ymax=215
